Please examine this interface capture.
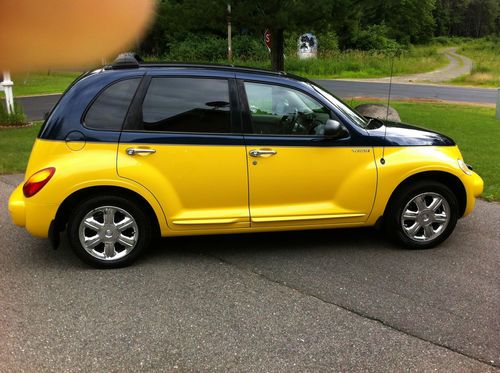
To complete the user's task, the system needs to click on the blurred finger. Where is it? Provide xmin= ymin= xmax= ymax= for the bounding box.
xmin=0 ymin=0 xmax=155 ymax=72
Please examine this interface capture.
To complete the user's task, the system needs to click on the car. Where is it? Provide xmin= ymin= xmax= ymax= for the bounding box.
xmin=8 ymin=54 xmax=484 ymax=268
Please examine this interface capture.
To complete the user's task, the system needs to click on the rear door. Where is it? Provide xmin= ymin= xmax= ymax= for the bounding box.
xmin=117 ymin=72 xmax=250 ymax=230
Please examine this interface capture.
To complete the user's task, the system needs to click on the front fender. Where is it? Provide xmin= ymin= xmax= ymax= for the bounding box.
xmin=368 ymin=146 xmax=479 ymax=224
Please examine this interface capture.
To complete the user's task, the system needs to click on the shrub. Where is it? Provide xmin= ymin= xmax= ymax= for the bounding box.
xmin=354 ymin=24 xmax=402 ymax=52
xmin=0 ymin=102 xmax=26 ymax=126
xmin=232 ymin=35 xmax=268 ymax=60
xmin=317 ymin=31 xmax=340 ymax=56
xmin=167 ymin=34 xmax=226 ymax=62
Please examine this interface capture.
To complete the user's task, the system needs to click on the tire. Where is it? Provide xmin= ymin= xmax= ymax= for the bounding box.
xmin=384 ymin=180 xmax=459 ymax=249
xmin=67 ymin=195 xmax=152 ymax=268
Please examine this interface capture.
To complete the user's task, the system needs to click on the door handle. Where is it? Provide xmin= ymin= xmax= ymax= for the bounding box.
xmin=249 ymin=149 xmax=277 ymax=157
xmin=126 ymin=148 xmax=156 ymax=156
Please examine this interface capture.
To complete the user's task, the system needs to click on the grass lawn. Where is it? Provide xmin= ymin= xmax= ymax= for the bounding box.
xmin=0 ymin=122 xmax=41 ymax=174
xmin=1 ymin=102 xmax=499 ymax=201
xmin=449 ymin=38 xmax=500 ymax=88
xmin=0 ymin=71 xmax=82 ymax=97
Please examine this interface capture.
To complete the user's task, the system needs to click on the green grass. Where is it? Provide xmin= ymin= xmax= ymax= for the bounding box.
xmin=1 ymin=103 xmax=498 ymax=201
xmin=230 ymin=48 xmax=446 ymax=79
xmin=0 ymin=71 xmax=81 ymax=97
xmin=449 ymin=38 xmax=500 ymax=87
xmin=0 ymin=122 xmax=41 ymax=174
xmin=213 ymin=45 xmax=449 ymax=79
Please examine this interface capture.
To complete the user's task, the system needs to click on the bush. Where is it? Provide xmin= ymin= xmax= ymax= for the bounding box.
xmin=232 ymin=35 xmax=268 ymax=60
xmin=0 ymin=102 xmax=26 ymax=126
xmin=166 ymin=33 xmax=271 ymax=62
xmin=432 ymin=36 xmax=474 ymax=45
xmin=167 ymin=34 xmax=226 ymax=62
xmin=354 ymin=24 xmax=402 ymax=52
xmin=317 ymin=32 xmax=340 ymax=56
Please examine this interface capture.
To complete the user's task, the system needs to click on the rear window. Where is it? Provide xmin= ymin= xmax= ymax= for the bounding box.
xmin=84 ymin=78 xmax=140 ymax=131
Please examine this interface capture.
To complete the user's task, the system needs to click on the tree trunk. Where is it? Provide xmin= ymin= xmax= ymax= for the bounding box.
xmin=270 ymin=28 xmax=285 ymax=72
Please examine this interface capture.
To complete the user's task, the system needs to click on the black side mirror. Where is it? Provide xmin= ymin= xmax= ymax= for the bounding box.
xmin=43 ymin=111 xmax=50 ymax=121
xmin=324 ymin=119 xmax=349 ymax=139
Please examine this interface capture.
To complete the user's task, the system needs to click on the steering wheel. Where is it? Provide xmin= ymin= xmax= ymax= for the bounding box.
xmin=280 ymin=108 xmax=299 ymax=133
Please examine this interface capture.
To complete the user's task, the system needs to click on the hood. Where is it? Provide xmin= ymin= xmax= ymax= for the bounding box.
xmin=367 ymin=119 xmax=455 ymax=146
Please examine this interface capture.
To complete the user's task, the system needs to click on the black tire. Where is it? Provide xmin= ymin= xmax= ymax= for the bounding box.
xmin=68 ymin=195 xmax=152 ymax=268
xmin=384 ymin=180 xmax=459 ymax=249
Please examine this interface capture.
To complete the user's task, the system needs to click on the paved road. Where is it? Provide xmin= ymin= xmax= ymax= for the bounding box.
xmin=1 ymin=175 xmax=498 ymax=371
xmin=17 ymin=94 xmax=61 ymax=122
xmin=316 ymin=80 xmax=497 ymax=105
xmin=17 ymin=81 xmax=497 ymax=121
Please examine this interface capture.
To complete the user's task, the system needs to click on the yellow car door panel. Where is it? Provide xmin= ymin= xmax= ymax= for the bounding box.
xmin=117 ymin=75 xmax=249 ymax=231
xmin=239 ymin=80 xmax=377 ymax=227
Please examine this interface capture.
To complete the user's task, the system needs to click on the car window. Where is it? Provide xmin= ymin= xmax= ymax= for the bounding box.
xmin=311 ymin=83 xmax=368 ymax=128
xmin=85 ymin=78 xmax=140 ymax=131
xmin=141 ymin=78 xmax=231 ymax=133
xmin=244 ymin=82 xmax=334 ymax=136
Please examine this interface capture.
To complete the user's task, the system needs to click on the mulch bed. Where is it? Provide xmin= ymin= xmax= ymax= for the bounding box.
xmin=0 ymin=122 xmax=34 ymax=130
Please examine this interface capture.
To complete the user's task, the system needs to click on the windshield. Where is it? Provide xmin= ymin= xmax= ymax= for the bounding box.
xmin=311 ymin=83 xmax=369 ymax=128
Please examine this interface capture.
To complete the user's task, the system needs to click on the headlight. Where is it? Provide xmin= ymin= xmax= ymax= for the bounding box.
xmin=458 ymin=159 xmax=472 ymax=176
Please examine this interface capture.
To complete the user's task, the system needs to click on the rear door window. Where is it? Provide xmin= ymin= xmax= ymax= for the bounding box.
xmin=141 ymin=78 xmax=232 ymax=133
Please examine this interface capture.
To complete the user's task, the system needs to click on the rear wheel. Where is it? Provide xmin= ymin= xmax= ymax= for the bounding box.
xmin=384 ymin=181 xmax=459 ymax=249
xmin=68 ymin=195 xmax=152 ymax=268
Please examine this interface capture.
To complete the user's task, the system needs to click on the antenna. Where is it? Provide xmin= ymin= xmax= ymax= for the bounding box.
xmin=380 ymin=51 xmax=396 ymax=165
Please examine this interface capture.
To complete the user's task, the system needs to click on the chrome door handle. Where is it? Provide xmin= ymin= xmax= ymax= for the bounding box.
xmin=249 ymin=149 xmax=277 ymax=157
xmin=126 ymin=148 xmax=156 ymax=156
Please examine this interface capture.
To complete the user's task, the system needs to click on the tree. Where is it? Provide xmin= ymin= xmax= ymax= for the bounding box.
xmin=361 ymin=0 xmax=436 ymax=44
xmin=230 ymin=0 xmax=332 ymax=70
xmin=466 ymin=0 xmax=499 ymax=37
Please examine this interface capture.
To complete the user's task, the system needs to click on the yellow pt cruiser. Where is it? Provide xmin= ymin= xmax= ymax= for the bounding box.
xmin=8 ymin=55 xmax=484 ymax=268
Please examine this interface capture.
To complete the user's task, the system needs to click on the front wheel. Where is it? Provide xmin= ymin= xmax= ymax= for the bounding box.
xmin=384 ymin=181 xmax=459 ymax=249
xmin=68 ymin=195 xmax=152 ymax=268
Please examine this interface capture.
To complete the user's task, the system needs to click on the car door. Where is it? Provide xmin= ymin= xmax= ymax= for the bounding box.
xmin=239 ymin=79 xmax=377 ymax=227
xmin=117 ymin=73 xmax=249 ymax=230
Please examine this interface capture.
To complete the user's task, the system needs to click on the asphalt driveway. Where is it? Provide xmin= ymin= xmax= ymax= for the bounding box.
xmin=1 ymin=175 xmax=499 ymax=372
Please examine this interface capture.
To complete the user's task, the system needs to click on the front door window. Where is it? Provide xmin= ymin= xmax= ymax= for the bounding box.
xmin=244 ymin=82 xmax=334 ymax=136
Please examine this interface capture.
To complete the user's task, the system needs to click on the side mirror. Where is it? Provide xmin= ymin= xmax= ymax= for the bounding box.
xmin=324 ymin=119 xmax=349 ymax=139
xmin=43 ymin=111 xmax=50 ymax=121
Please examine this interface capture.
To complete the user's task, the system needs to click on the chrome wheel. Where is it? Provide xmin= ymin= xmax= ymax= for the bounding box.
xmin=78 ymin=206 xmax=138 ymax=261
xmin=400 ymin=192 xmax=450 ymax=242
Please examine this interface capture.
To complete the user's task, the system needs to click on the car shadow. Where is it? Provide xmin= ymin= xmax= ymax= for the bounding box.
xmin=24 ymin=226 xmax=398 ymax=270
xmin=143 ymin=226 xmax=397 ymax=263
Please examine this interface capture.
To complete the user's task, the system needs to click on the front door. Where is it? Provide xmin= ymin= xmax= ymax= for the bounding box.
xmin=241 ymin=80 xmax=377 ymax=227
xmin=117 ymin=75 xmax=249 ymax=230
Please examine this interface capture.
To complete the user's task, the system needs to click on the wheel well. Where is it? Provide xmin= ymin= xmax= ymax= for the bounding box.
xmin=54 ymin=186 xmax=161 ymax=237
xmin=386 ymin=171 xmax=467 ymax=217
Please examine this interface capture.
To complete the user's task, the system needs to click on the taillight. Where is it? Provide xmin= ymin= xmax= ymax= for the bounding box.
xmin=23 ymin=167 xmax=56 ymax=198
